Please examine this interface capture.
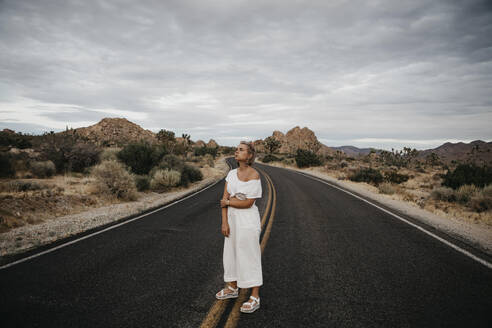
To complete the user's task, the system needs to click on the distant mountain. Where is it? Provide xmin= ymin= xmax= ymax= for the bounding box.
xmin=417 ymin=140 xmax=492 ymax=165
xmin=330 ymin=145 xmax=383 ymax=157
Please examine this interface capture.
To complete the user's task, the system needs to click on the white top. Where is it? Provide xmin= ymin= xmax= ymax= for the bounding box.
xmin=225 ymin=168 xmax=262 ymax=201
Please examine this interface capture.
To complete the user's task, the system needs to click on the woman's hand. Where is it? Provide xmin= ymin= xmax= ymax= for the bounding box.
xmin=220 ymin=198 xmax=229 ymax=208
xmin=221 ymin=223 xmax=230 ymax=237
xmin=220 ymin=196 xmax=237 ymax=208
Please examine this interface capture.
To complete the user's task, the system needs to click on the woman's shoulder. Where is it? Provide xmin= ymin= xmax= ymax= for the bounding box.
xmin=248 ymin=167 xmax=260 ymax=180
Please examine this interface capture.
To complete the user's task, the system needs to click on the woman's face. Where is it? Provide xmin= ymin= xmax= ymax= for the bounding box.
xmin=234 ymin=144 xmax=251 ymax=163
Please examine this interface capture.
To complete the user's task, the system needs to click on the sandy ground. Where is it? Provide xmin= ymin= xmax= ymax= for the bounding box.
xmin=258 ymin=160 xmax=492 ymax=256
xmin=0 ymin=156 xmax=230 ymax=258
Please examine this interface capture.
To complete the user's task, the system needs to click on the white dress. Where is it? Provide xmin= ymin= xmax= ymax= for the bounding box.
xmin=223 ymin=168 xmax=263 ymax=288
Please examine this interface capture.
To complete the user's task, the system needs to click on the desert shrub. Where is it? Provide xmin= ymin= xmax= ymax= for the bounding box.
xmin=1 ymin=180 xmax=47 ymax=192
xmin=340 ymin=160 xmax=348 ymax=168
xmin=194 ymin=146 xmax=218 ymax=158
xmin=349 ymin=167 xmax=384 ymax=185
xmin=282 ymin=158 xmax=296 ymax=166
xmin=430 ymin=186 xmax=456 ymax=202
xmin=203 ymin=153 xmax=215 ymax=167
xmin=442 ymin=164 xmax=492 ymax=189
xmin=30 ymin=160 xmax=56 ymax=178
xmin=150 ymin=169 xmax=181 ymax=191
xmin=482 ymin=184 xmax=492 ymax=197
xmin=117 ymin=143 xmax=167 ymax=175
xmin=91 ymin=160 xmax=137 ymax=200
xmin=0 ymin=152 xmax=15 ymax=178
xmin=378 ymin=182 xmax=396 ymax=194
xmin=0 ymin=130 xmax=32 ymax=149
xmin=262 ymin=154 xmax=282 ymax=163
xmin=384 ymin=170 xmax=410 ymax=184
xmin=37 ymin=132 xmax=101 ymax=173
xmin=99 ymin=148 xmax=120 ymax=162
xmin=157 ymin=154 xmax=185 ymax=172
xmin=135 ymin=175 xmax=151 ymax=191
xmin=66 ymin=143 xmax=101 ymax=172
xmin=469 ymin=188 xmax=492 ymax=212
xmin=179 ymin=164 xmax=203 ymax=187
xmin=295 ymin=149 xmax=322 ymax=168
xmin=455 ymin=184 xmax=479 ymax=204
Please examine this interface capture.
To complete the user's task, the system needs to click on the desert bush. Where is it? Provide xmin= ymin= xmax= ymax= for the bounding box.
xmin=157 ymin=154 xmax=185 ymax=172
xmin=378 ymin=182 xmax=396 ymax=195
xmin=349 ymin=167 xmax=384 ymax=185
xmin=282 ymin=158 xmax=296 ymax=166
xmin=0 ymin=180 xmax=47 ymax=192
xmin=179 ymin=164 xmax=203 ymax=187
xmin=0 ymin=152 xmax=15 ymax=178
xmin=99 ymin=148 xmax=120 ymax=162
xmin=150 ymin=169 xmax=181 ymax=191
xmin=442 ymin=163 xmax=492 ymax=189
xmin=91 ymin=160 xmax=137 ymax=200
xmin=194 ymin=146 xmax=218 ymax=158
xmin=0 ymin=130 xmax=32 ymax=149
xmin=135 ymin=175 xmax=151 ymax=191
xmin=455 ymin=184 xmax=479 ymax=204
xmin=430 ymin=186 xmax=456 ymax=202
xmin=29 ymin=160 xmax=56 ymax=178
xmin=295 ymin=149 xmax=322 ymax=168
xmin=340 ymin=160 xmax=348 ymax=168
xmin=203 ymin=153 xmax=215 ymax=167
xmin=117 ymin=142 xmax=167 ymax=175
xmin=262 ymin=154 xmax=282 ymax=163
xmin=469 ymin=188 xmax=492 ymax=212
xmin=384 ymin=170 xmax=410 ymax=184
xmin=38 ymin=131 xmax=101 ymax=173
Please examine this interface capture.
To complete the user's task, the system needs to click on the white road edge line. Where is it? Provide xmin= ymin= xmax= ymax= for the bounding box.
xmin=264 ymin=164 xmax=492 ymax=270
xmin=0 ymin=172 xmax=229 ymax=271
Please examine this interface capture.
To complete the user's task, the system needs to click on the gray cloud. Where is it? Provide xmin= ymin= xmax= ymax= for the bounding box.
xmin=1 ymin=0 xmax=491 ymax=150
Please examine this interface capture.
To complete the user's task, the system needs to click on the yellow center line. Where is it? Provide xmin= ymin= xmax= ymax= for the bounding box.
xmin=199 ymin=167 xmax=275 ymax=328
xmin=224 ymin=170 xmax=277 ymax=328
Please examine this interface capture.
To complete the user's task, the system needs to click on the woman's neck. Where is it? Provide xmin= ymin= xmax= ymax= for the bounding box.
xmin=238 ymin=162 xmax=249 ymax=171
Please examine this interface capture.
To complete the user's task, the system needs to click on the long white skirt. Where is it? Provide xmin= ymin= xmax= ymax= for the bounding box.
xmin=223 ymin=204 xmax=263 ymax=288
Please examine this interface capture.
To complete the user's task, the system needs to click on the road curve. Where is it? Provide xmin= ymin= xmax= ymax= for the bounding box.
xmin=1 ymin=158 xmax=491 ymax=327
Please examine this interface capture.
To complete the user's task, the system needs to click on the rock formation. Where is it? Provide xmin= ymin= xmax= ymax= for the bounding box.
xmin=265 ymin=126 xmax=334 ymax=156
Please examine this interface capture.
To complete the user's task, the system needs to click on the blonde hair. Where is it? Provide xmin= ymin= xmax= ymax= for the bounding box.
xmin=240 ymin=141 xmax=256 ymax=165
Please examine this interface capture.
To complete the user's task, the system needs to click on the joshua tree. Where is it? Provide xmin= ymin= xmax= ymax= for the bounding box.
xmin=264 ymin=136 xmax=281 ymax=154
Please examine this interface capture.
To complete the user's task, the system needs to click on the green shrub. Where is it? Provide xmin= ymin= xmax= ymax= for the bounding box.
xmin=295 ymin=149 xmax=322 ymax=168
xmin=91 ymin=160 xmax=137 ymax=200
xmin=117 ymin=143 xmax=167 ymax=175
xmin=179 ymin=164 xmax=203 ymax=187
xmin=430 ymin=186 xmax=456 ymax=202
xmin=378 ymin=182 xmax=396 ymax=194
xmin=282 ymin=158 xmax=296 ymax=166
xmin=384 ymin=170 xmax=410 ymax=184
xmin=349 ymin=167 xmax=384 ymax=185
xmin=262 ymin=154 xmax=282 ymax=163
xmin=30 ymin=160 xmax=56 ymax=178
xmin=442 ymin=164 xmax=492 ymax=189
xmin=66 ymin=143 xmax=101 ymax=172
xmin=0 ymin=152 xmax=15 ymax=178
xmin=135 ymin=175 xmax=150 ymax=191
xmin=150 ymin=169 xmax=181 ymax=191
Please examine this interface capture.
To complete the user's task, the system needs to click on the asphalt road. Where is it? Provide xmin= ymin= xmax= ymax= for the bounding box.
xmin=1 ymin=157 xmax=491 ymax=327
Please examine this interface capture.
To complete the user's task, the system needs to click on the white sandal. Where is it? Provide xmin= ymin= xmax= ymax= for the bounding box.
xmin=215 ymin=285 xmax=239 ymax=300
xmin=240 ymin=295 xmax=260 ymax=313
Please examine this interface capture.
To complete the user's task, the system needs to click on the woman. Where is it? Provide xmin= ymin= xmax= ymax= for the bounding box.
xmin=216 ymin=141 xmax=263 ymax=313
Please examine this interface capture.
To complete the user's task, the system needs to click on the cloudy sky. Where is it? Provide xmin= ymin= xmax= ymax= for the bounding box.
xmin=1 ymin=0 xmax=491 ymax=150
